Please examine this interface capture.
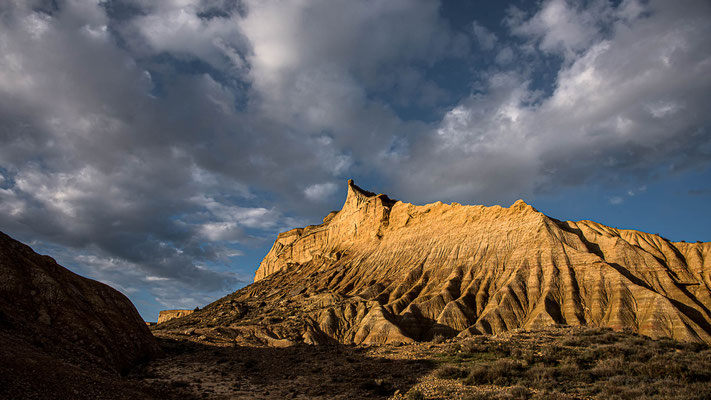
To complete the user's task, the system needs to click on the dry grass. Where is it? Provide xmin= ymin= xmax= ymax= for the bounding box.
xmin=435 ymin=327 xmax=711 ymax=400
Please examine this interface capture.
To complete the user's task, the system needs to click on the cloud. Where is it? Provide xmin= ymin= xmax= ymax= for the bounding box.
xmin=471 ymin=21 xmax=497 ymax=50
xmin=608 ymin=196 xmax=624 ymax=205
xmin=0 ymin=0 xmax=458 ymax=310
xmin=0 ymin=0 xmax=709 ymax=315
xmin=120 ymin=0 xmax=249 ymax=74
xmin=194 ymin=194 xmax=283 ymax=231
xmin=390 ymin=0 xmax=711 ymax=204
xmin=0 ymin=0 xmax=249 ymax=300
xmin=236 ymin=0 xmax=460 ymax=171
xmin=495 ymin=46 xmax=515 ymax=65
xmin=304 ymin=182 xmax=338 ymax=202
xmin=508 ymin=0 xmax=615 ymax=59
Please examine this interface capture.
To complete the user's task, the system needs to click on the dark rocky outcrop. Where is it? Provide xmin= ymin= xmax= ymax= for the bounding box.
xmin=0 ymin=231 xmax=161 ymax=373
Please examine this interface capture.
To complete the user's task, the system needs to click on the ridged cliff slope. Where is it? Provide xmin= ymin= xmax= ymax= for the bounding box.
xmin=157 ymin=181 xmax=711 ymax=345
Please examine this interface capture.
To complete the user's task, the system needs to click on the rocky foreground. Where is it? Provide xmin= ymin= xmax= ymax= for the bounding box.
xmin=143 ymin=326 xmax=711 ymax=400
xmin=157 ymin=180 xmax=711 ymax=346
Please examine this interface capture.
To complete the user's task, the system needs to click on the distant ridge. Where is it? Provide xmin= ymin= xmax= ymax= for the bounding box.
xmin=157 ymin=309 xmax=194 ymax=324
xmin=157 ymin=180 xmax=711 ymax=345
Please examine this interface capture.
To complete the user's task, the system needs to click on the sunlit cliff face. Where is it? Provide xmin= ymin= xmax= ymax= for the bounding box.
xmin=155 ymin=181 xmax=711 ymax=346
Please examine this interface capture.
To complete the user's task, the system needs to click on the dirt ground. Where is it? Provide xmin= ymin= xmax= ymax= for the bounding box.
xmin=136 ymin=327 xmax=711 ymax=400
xmin=138 ymin=332 xmax=434 ymax=399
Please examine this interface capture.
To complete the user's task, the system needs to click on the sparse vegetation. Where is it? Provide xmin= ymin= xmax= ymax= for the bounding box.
xmin=405 ymin=388 xmax=425 ymax=400
xmin=141 ymin=326 xmax=711 ymax=400
xmin=433 ymin=327 xmax=711 ymax=400
xmin=435 ymin=365 xmax=468 ymax=379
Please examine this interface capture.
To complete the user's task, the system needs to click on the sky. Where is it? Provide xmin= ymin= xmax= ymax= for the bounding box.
xmin=1 ymin=0 xmax=710 ymax=321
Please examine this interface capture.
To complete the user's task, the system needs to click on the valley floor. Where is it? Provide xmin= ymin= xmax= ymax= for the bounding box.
xmin=138 ymin=326 xmax=711 ymax=400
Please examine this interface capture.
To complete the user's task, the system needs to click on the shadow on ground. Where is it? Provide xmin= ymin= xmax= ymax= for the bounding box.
xmin=0 ymin=331 xmax=183 ymax=400
xmin=135 ymin=337 xmax=436 ymax=399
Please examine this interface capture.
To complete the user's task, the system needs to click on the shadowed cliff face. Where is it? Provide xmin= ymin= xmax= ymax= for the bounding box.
xmin=158 ymin=181 xmax=711 ymax=345
xmin=0 ymin=231 xmax=161 ymax=373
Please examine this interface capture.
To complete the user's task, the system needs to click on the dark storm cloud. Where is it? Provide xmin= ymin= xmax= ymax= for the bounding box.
xmin=0 ymin=0 xmax=460 ymax=306
xmin=0 ymin=0 xmax=259 ymax=298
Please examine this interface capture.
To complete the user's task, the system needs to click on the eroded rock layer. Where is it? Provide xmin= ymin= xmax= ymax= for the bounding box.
xmin=157 ymin=309 xmax=194 ymax=324
xmin=158 ymin=180 xmax=711 ymax=345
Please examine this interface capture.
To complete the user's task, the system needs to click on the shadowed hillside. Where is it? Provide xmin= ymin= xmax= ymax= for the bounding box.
xmin=0 ymin=231 xmax=171 ymax=399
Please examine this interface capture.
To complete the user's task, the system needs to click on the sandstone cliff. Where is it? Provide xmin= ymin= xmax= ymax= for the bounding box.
xmin=158 ymin=309 xmax=194 ymax=324
xmin=157 ymin=180 xmax=711 ymax=346
xmin=0 ymin=231 xmax=161 ymax=373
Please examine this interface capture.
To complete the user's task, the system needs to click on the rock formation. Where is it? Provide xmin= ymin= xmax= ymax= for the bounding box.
xmin=157 ymin=180 xmax=711 ymax=346
xmin=157 ymin=309 xmax=194 ymax=324
xmin=0 ymin=231 xmax=161 ymax=373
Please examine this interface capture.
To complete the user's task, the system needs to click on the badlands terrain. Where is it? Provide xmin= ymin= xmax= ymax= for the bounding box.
xmin=161 ymin=180 xmax=711 ymax=345
xmin=2 ymin=180 xmax=711 ymax=399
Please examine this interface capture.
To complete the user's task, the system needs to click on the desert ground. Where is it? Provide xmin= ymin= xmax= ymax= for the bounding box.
xmin=133 ymin=326 xmax=711 ymax=400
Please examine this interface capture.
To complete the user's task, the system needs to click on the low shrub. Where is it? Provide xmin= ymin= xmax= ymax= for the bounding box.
xmin=507 ymin=385 xmax=530 ymax=399
xmin=440 ymin=327 xmax=711 ymax=400
xmin=405 ymin=389 xmax=425 ymax=400
xmin=436 ymin=365 xmax=469 ymax=379
xmin=591 ymin=356 xmax=624 ymax=377
xmin=464 ymin=359 xmax=524 ymax=386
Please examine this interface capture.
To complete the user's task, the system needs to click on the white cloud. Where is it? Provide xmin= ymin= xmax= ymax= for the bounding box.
xmin=241 ymin=0 xmax=454 ymax=135
xmin=125 ymin=2 xmax=248 ymax=73
xmin=23 ymin=12 xmax=51 ymax=39
xmin=646 ymin=100 xmax=683 ymax=118
xmin=393 ymin=0 xmax=711 ymax=204
xmin=616 ymin=0 xmax=646 ymax=22
xmin=198 ymin=222 xmax=241 ymax=241
xmin=194 ymin=195 xmax=281 ymax=230
xmin=0 ymin=188 xmax=25 ymax=217
xmin=145 ymin=276 xmax=171 ymax=282
xmin=627 ymin=185 xmax=646 ymax=197
xmin=510 ymin=0 xmax=615 ymax=58
xmin=609 ymin=196 xmax=624 ymax=205
xmin=14 ymin=166 xmax=99 ymax=219
xmin=304 ymin=182 xmax=338 ymax=201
